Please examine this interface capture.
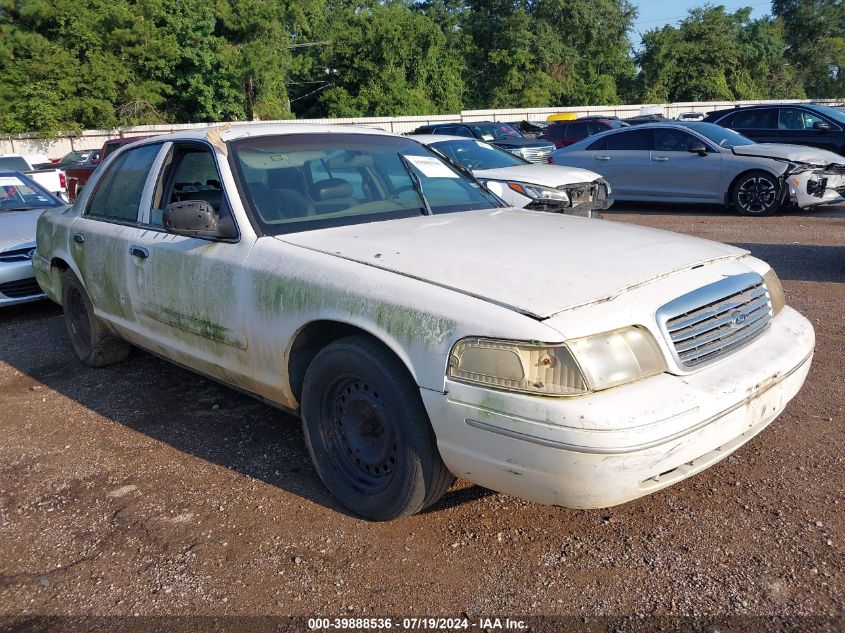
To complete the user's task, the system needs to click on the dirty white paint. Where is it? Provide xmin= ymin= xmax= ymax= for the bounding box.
xmin=34 ymin=123 xmax=816 ymax=509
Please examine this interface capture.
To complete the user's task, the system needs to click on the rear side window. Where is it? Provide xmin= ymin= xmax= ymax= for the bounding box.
xmin=587 ymin=136 xmax=607 ymax=150
xmin=547 ymin=124 xmax=568 ymax=138
xmin=567 ymin=122 xmax=590 ymax=138
xmin=87 ymin=144 xmax=161 ymax=221
xmin=605 ymin=129 xmax=654 ymax=150
xmin=731 ymin=109 xmax=777 ymax=130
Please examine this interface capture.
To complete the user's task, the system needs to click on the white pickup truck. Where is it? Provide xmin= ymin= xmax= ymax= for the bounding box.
xmin=0 ymin=154 xmax=68 ymax=201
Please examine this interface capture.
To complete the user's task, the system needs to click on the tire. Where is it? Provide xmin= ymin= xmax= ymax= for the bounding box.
xmin=301 ymin=335 xmax=454 ymax=521
xmin=61 ymin=269 xmax=130 ymax=367
xmin=732 ymin=170 xmax=783 ymax=216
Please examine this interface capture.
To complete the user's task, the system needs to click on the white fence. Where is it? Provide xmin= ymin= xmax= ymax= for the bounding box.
xmin=2 ymin=99 xmax=842 ymax=158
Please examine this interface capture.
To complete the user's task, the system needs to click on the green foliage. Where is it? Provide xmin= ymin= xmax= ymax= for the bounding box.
xmin=635 ymin=6 xmax=803 ymax=103
xmin=0 ymin=0 xmax=840 ymax=137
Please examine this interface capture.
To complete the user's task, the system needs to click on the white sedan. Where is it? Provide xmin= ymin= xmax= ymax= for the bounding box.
xmin=34 ymin=123 xmax=814 ymax=520
xmin=410 ymin=134 xmax=611 ymax=216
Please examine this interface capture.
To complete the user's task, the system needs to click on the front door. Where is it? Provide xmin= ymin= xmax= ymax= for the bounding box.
xmin=127 ymin=142 xmax=256 ymax=390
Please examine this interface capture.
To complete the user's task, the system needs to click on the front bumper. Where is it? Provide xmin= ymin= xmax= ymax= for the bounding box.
xmin=423 ymin=306 xmax=814 ymax=508
xmin=0 ymin=258 xmax=46 ymax=306
xmin=788 ymin=167 xmax=845 ymax=208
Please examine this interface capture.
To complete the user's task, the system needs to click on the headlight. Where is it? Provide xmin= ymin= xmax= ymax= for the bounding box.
xmin=506 ymin=181 xmax=571 ymax=205
xmin=447 ymin=326 xmax=666 ymax=397
xmin=567 ymin=326 xmax=667 ymax=391
xmin=763 ymin=268 xmax=785 ymax=315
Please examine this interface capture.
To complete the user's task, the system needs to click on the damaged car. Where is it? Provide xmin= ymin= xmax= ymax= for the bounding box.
xmin=410 ymin=134 xmax=612 ymax=217
xmin=34 ymin=124 xmax=814 ymax=521
xmin=549 ymin=121 xmax=845 ymax=216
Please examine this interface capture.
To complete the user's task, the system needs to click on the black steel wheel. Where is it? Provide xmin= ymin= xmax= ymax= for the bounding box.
xmin=732 ymin=171 xmax=782 ymax=216
xmin=301 ymin=335 xmax=454 ymax=521
xmin=61 ymin=270 xmax=129 ymax=367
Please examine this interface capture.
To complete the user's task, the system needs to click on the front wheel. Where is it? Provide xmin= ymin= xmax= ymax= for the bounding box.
xmin=301 ymin=336 xmax=454 ymax=521
xmin=732 ymin=171 xmax=783 ymax=216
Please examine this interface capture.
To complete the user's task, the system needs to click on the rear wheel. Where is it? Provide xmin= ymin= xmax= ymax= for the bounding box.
xmin=732 ymin=171 xmax=782 ymax=216
xmin=301 ymin=335 xmax=454 ymax=521
xmin=61 ymin=270 xmax=129 ymax=367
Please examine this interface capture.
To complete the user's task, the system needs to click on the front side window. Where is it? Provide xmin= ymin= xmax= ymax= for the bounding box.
xmin=149 ymin=145 xmax=232 ymax=228
xmin=430 ymin=139 xmax=527 ymax=170
xmin=654 ymin=128 xmax=706 ymax=152
xmin=87 ymin=143 xmax=161 ymax=222
xmin=605 ymin=129 xmax=654 ymax=151
xmin=229 ymin=134 xmax=503 ymax=236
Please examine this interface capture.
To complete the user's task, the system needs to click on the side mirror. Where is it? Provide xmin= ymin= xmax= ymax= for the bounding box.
xmin=813 ymin=121 xmax=831 ymax=131
xmin=163 ymin=200 xmax=233 ymax=239
xmin=688 ymin=145 xmax=708 ymax=156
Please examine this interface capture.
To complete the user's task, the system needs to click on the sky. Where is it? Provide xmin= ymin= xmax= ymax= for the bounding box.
xmin=631 ymin=0 xmax=771 ymax=37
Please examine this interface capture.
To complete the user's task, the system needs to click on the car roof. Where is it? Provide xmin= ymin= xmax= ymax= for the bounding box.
xmin=408 ymin=134 xmax=478 ymax=144
xmin=118 ymin=123 xmax=398 ymax=148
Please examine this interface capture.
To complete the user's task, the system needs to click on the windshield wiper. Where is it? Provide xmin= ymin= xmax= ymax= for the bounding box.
xmin=397 ymin=153 xmax=432 ymax=216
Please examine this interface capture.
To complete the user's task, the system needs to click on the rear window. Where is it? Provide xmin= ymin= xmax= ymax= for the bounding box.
xmin=0 ymin=157 xmax=30 ymax=171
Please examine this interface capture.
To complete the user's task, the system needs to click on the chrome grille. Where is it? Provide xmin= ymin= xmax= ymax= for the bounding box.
xmin=657 ymin=273 xmax=773 ymax=369
xmin=508 ymin=145 xmax=555 ymax=163
xmin=0 ymin=244 xmax=36 ymax=263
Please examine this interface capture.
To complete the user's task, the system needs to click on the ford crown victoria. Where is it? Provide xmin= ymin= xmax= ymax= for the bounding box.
xmin=33 ymin=124 xmax=815 ymax=520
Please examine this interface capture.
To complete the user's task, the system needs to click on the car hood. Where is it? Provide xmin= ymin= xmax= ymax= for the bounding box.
xmin=732 ymin=143 xmax=845 ymax=165
xmin=473 ymin=164 xmax=603 ymax=187
xmin=0 ymin=208 xmax=44 ymax=251
xmin=278 ymin=209 xmax=746 ymax=319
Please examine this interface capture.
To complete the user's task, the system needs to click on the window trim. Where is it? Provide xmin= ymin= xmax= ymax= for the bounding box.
xmin=83 ymin=141 xmax=166 ymax=226
xmin=139 ymin=139 xmax=241 ymax=243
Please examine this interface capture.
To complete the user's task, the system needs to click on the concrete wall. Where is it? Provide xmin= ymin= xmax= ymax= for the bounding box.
xmin=2 ymin=98 xmax=842 ymax=158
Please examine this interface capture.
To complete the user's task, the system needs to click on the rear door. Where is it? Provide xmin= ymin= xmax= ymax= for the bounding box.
xmin=70 ymin=143 xmax=164 ymax=336
xmin=725 ymin=108 xmax=778 ymax=144
xmin=588 ymin=128 xmax=654 ymax=197
xmin=647 ymin=128 xmax=722 ymax=201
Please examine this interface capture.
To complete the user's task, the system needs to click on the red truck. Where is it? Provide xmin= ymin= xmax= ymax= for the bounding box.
xmin=64 ymin=136 xmax=149 ymax=201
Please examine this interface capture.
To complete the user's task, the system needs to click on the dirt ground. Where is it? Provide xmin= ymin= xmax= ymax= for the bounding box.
xmin=0 ymin=202 xmax=843 ymax=626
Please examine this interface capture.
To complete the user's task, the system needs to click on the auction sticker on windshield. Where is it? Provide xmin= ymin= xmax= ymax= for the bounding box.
xmin=404 ymin=155 xmax=459 ymax=178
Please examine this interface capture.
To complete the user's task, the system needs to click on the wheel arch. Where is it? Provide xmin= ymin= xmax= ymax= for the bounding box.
xmin=724 ymin=167 xmax=784 ymax=206
xmin=286 ymin=319 xmax=422 ymax=404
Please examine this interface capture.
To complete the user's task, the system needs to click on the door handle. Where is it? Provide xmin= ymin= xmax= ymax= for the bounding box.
xmin=130 ymin=245 xmax=149 ymax=259
xmin=595 ymin=155 xmax=611 ymax=161
xmin=72 ymin=233 xmax=85 ymax=244
xmin=652 ymin=156 xmax=669 ymax=162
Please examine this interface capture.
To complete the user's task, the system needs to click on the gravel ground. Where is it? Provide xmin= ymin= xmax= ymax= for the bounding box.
xmin=0 ymin=202 xmax=843 ymax=627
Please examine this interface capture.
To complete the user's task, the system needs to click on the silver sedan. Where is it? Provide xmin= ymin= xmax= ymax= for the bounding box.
xmin=549 ymin=122 xmax=845 ymax=216
xmin=0 ymin=171 xmax=67 ymax=306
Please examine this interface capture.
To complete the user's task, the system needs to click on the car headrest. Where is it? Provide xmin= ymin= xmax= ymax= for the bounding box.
xmin=267 ymin=167 xmax=302 ymax=190
xmin=310 ymin=178 xmax=353 ymax=201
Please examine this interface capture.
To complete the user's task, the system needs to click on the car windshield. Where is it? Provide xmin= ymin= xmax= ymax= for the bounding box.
xmin=682 ymin=122 xmax=756 ymax=148
xmin=0 ymin=173 xmax=64 ymax=210
xmin=430 ymin=139 xmax=527 ymax=170
xmin=229 ymin=134 xmax=504 ymax=236
xmin=470 ymin=123 xmax=524 ymax=141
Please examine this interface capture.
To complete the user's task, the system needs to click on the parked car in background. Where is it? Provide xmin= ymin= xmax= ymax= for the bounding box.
xmin=0 ymin=171 xmax=67 ymax=306
xmin=541 ymin=117 xmax=629 ymax=149
xmin=0 ymin=154 xmax=67 ymax=200
xmin=677 ymin=112 xmax=705 ymax=122
xmin=409 ymin=122 xmax=556 ymax=163
xmin=549 ymin=122 xmax=845 ymax=215
xmin=624 ymin=114 xmax=674 ymax=125
xmin=506 ymin=120 xmax=550 ymax=138
xmin=411 ymin=134 xmax=611 ymax=216
xmin=56 ymin=149 xmax=100 ymax=168
xmin=34 ymin=123 xmax=814 ymax=521
xmin=64 ymin=136 xmax=149 ymax=201
xmin=704 ymin=104 xmax=845 ymax=155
